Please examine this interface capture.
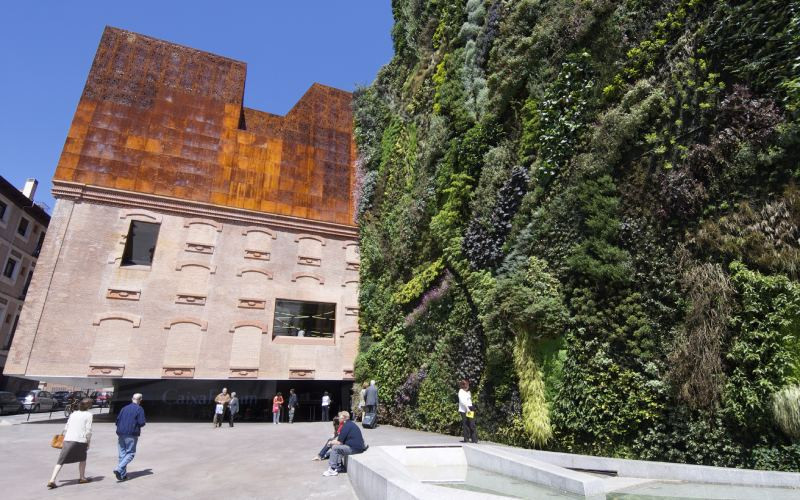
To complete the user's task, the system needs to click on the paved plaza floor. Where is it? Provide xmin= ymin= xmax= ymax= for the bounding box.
xmin=0 ymin=412 xmax=458 ymax=500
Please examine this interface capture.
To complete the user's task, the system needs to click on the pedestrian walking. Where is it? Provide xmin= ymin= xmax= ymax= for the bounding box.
xmin=321 ymin=391 xmax=331 ymax=421
xmin=113 ymin=393 xmax=146 ymax=481
xmin=272 ymin=392 xmax=284 ymax=424
xmin=213 ymin=387 xmax=231 ymax=428
xmin=458 ymin=380 xmax=478 ymax=444
xmin=228 ymin=392 xmax=239 ymax=427
xmin=288 ymin=388 xmax=298 ymax=423
xmin=365 ymin=380 xmax=379 ymax=414
xmin=47 ymin=397 xmax=94 ymax=489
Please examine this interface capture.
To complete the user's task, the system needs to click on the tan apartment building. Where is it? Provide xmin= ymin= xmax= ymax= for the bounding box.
xmin=4 ymin=27 xmax=360 ymax=418
xmin=0 ymin=177 xmax=49 ymax=392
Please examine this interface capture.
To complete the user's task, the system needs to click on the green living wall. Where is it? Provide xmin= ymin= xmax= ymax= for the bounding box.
xmin=353 ymin=0 xmax=800 ymax=470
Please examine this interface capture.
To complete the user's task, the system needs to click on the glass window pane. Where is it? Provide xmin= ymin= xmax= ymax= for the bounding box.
xmin=17 ymin=218 xmax=29 ymax=236
xmin=3 ymin=258 xmax=16 ymax=278
xmin=273 ymin=299 xmax=336 ymax=338
xmin=121 ymin=221 xmax=160 ymax=266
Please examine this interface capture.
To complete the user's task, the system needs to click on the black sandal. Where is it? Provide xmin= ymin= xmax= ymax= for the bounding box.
xmin=47 ymin=482 xmax=57 ymax=489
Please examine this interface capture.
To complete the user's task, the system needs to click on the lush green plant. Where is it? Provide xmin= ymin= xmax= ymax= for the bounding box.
xmin=773 ymin=386 xmax=800 ymax=440
xmin=723 ymin=262 xmax=800 ymax=435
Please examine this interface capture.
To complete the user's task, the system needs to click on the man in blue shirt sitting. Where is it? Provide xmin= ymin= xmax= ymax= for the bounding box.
xmin=323 ymin=411 xmax=367 ymax=476
xmin=113 ymin=393 xmax=146 ymax=481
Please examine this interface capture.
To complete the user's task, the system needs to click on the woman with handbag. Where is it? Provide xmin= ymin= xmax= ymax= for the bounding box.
xmin=458 ymin=380 xmax=478 ymax=444
xmin=47 ymin=397 xmax=94 ymax=489
xmin=272 ymin=392 xmax=284 ymax=424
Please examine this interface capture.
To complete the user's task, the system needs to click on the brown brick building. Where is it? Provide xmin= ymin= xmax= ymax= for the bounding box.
xmin=4 ymin=27 xmax=361 ymax=418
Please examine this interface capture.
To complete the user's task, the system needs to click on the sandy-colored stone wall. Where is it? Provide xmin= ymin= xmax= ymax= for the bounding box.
xmin=6 ymin=200 xmax=359 ymax=381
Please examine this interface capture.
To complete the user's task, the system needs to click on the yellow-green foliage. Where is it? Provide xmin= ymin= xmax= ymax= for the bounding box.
xmin=513 ymin=334 xmax=552 ymax=446
xmin=392 ymin=258 xmax=445 ymax=305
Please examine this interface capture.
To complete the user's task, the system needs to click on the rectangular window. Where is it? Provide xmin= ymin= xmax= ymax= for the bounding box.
xmin=17 ymin=218 xmax=29 ymax=237
xmin=121 ymin=221 xmax=160 ymax=266
xmin=3 ymin=315 xmax=17 ymax=350
xmin=22 ymin=270 xmax=33 ymax=297
xmin=0 ymin=200 xmax=7 ymax=221
xmin=272 ymin=299 xmax=336 ymax=338
xmin=34 ymin=232 xmax=45 ymax=257
xmin=3 ymin=258 xmax=17 ymax=279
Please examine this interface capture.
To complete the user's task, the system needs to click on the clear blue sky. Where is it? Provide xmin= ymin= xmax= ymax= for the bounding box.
xmin=0 ymin=1 xmax=394 ymax=212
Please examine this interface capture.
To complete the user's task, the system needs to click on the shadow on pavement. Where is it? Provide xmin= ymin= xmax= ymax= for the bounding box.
xmin=57 ymin=475 xmax=106 ymax=487
xmin=125 ymin=469 xmax=154 ymax=480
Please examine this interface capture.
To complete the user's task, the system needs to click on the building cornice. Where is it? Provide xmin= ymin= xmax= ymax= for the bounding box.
xmin=52 ymin=181 xmax=359 ymax=239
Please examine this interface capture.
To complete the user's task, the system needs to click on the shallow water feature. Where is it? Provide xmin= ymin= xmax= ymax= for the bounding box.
xmin=429 ymin=466 xmax=583 ymax=499
xmin=428 ymin=466 xmax=800 ymax=500
xmin=610 ymin=480 xmax=800 ymax=500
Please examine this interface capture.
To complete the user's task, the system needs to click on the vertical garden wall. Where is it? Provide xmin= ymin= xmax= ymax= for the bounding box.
xmin=354 ymin=0 xmax=800 ymax=470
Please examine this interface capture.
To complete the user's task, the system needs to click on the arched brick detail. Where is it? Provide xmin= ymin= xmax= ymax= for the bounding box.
xmin=163 ymin=318 xmax=208 ymax=331
xmin=175 ymin=260 xmax=217 ymax=274
xmin=92 ymin=312 xmax=141 ymax=328
xmin=291 ymin=272 xmax=325 ymax=285
xmin=341 ymin=329 xmax=360 ymax=337
xmin=341 ymin=241 xmax=358 ymax=249
xmin=228 ymin=321 xmax=269 ymax=333
xmin=341 ymin=279 xmax=359 ymax=288
xmin=236 ymin=267 xmax=274 ymax=279
xmin=294 ymin=234 xmax=326 ymax=246
xmin=183 ymin=218 xmax=223 ymax=232
xmin=242 ymin=226 xmax=277 ymax=239
xmin=119 ymin=209 xmax=162 ymax=223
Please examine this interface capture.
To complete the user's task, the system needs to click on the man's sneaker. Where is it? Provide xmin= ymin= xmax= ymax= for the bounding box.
xmin=113 ymin=470 xmax=122 ymax=481
xmin=322 ymin=468 xmax=339 ymax=477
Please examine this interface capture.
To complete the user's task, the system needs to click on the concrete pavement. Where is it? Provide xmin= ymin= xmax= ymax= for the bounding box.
xmin=0 ymin=417 xmax=458 ymax=500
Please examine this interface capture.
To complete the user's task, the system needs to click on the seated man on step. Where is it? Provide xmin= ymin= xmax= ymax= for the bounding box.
xmin=322 ymin=411 xmax=367 ymax=476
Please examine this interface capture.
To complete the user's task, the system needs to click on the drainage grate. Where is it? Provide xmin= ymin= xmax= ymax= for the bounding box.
xmin=567 ymin=467 xmax=618 ymax=477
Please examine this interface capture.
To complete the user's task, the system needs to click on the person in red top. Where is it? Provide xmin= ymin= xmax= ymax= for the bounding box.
xmin=272 ymin=392 xmax=284 ymax=424
xmin=312 ymin=416 xmax=342 ymax=461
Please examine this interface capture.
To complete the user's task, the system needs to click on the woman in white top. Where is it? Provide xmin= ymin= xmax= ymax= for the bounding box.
xmin=321 ymin=391 xmax=331 ymax=421
xmin=458 ymin=380 xmax=478 ymax=444
xmin=47 ymin=397 xmax=93 ymax=488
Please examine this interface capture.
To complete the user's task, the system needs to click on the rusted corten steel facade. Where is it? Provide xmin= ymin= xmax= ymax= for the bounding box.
xmin=55 ymin=26 xmax=356 ymax=225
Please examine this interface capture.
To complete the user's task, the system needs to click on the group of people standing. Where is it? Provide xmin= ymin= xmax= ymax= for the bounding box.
xmin=213 ymin=387 xmax=302 ymax=425
xmin=47 ymin=393 xmax=147 ymax=488
xmin=212 ymin=388 xmax=239 ymax=427
xmin=355 ymin=380 xmax=379 ymax=421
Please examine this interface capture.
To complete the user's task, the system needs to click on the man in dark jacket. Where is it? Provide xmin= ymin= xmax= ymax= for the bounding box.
xmin=113 ymin=393 xmax=146 ymax=481
xmin=323 ymin=412 xmax=367 ymax=476
xmin=364 ymin=380 xmax=379 ymax=415
xmin=228 ymin=392 xmax=239 ymax=427
xmin=288 ymin=388 xmax=298 ymax=423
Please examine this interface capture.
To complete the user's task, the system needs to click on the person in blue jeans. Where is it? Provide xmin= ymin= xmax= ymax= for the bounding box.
xmin=113 ymin=393 xmax=146 ymax=481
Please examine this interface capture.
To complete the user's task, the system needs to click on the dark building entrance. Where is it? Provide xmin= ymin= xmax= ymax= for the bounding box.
xmin=112 ymin=379 xmax=354 ymax=422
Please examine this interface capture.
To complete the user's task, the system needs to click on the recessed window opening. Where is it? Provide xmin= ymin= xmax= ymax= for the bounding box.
xmin=17 ymin=218 xmax=29 ymax=237
xmin=273 ymin=299 xmax=336 ymax=338
xmin=3 ymin=258 xmax=18 ymax=279
xmin=121 ymin=221 xmax=160 ymax=266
